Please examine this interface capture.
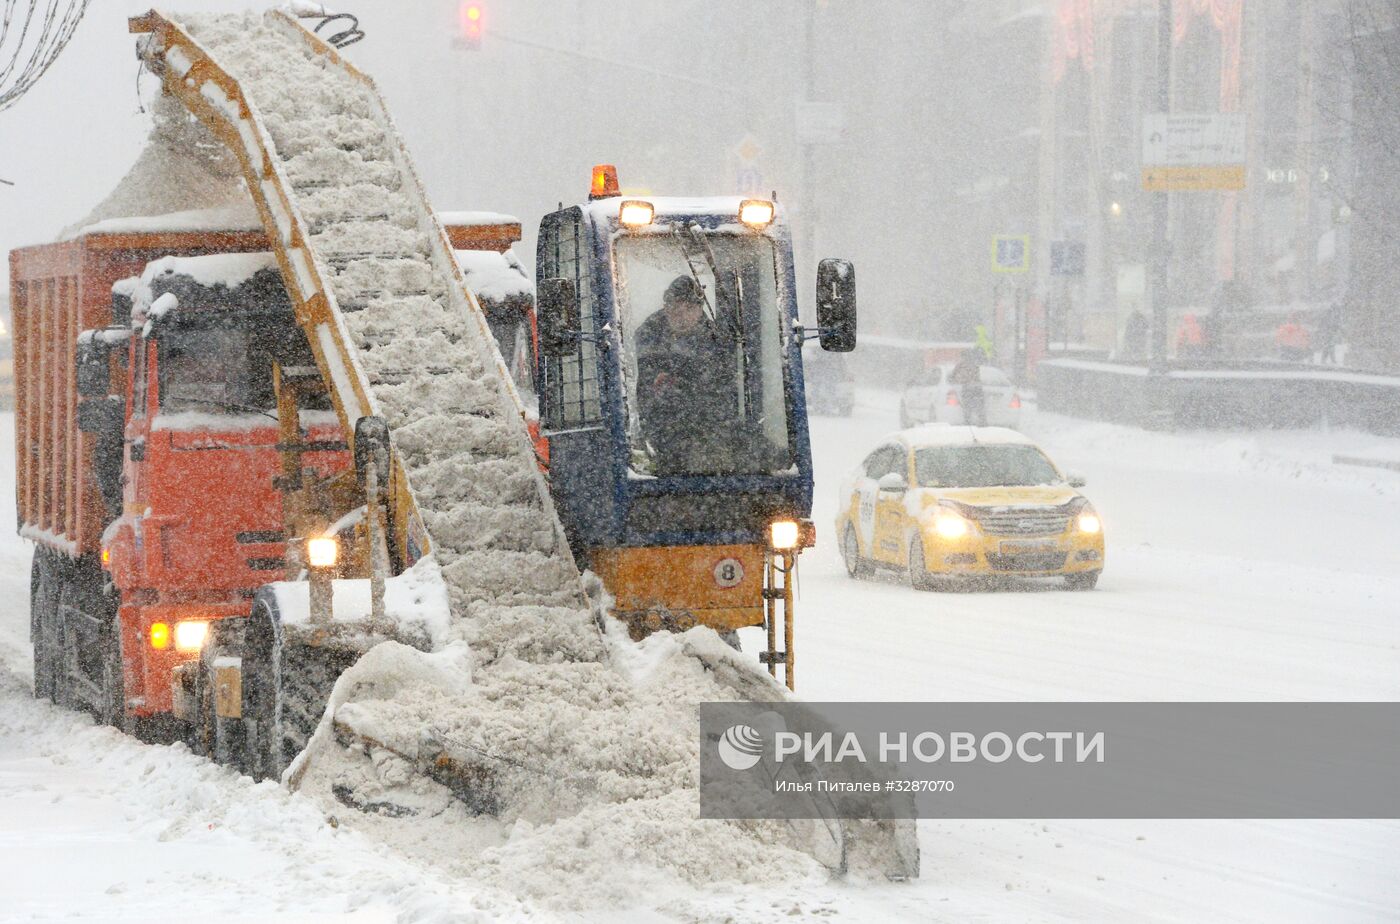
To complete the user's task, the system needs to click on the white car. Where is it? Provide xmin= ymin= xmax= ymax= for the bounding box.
xmin=899 ymin=364 xmax=1021 ymax=429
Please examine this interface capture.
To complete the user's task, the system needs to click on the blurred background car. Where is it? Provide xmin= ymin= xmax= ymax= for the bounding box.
xmin=899 ymin=363 xmax=1021 ymax=428
xmin=803 ymin=343 xmax=855 ymax=416
xmin=835 ymin=425 xmax=1103 ymax=590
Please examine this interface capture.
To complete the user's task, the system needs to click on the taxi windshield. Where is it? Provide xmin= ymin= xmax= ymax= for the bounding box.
xmin=915 ymin=444 xmax=1060 ymax=487
xmin=614 ymin=230 xmax=791 ymax=476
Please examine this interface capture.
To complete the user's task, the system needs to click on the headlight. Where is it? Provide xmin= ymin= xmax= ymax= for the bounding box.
xmin=738 ymin=199 xmax=775 ymax=229
xmin=770 ymin=519 xmax=800 ymax=550
xmin=618 ymin=199 xmax=655 ymax=228
xmin=1077 ymin=512 xmax=1102 ymax=534
xmin=307 ymin=535 xmax=339 ymax=568
xmin=174 ymin=620 xmax=209 ymax=652
xmin=933 ymin=511 xmax=968 ymax=540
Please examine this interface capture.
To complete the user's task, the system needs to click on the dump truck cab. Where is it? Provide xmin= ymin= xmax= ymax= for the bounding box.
xmin=91 ymin=254 xmax=351 ymax=716
xmin=533 ymin=169 xmax=856 ymax=667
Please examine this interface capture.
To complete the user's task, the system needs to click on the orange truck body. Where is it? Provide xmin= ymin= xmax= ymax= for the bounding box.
xmin=12 ymin=217 xmax=525 ymax=720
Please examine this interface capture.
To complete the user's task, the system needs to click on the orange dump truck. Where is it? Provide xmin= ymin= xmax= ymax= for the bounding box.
xmin=10 ymin=211 xmax=528 ymax=735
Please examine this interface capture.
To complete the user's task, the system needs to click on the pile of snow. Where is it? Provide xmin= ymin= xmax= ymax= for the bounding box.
xmin=62 ymin=93 xmax=252 ymax=240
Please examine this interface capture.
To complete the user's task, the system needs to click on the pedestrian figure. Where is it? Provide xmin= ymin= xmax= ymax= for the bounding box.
xmin=1317 ymin=304 xmax=1342 ymax=364
xmin=949 ymin=349 xmax=987 ymax=426
xmin=1275 ymin=312 xmax=1311 ymax=362
xmin=1121 ymin=310 xmax=1148 ymax=361
xmin=1175 ymin=312 xmax=1206 ymax=359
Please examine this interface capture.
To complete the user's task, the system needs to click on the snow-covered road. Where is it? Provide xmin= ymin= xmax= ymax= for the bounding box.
xmin=3 ymin=398 xmax=1399 ymax=922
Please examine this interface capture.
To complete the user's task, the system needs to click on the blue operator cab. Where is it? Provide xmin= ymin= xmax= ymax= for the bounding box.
xmin=532 ymin=166 xmax=855 ymax=685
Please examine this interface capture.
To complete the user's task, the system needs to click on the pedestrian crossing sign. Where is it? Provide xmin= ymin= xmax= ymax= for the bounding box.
xmin=993 ymin=235 xmax=1030 ymax=273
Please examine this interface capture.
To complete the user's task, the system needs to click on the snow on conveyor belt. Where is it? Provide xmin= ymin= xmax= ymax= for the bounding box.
xmin=165 ymin=12 xmax=897 ymax=902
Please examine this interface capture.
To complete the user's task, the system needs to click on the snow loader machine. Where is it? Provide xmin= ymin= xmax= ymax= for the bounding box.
xmin=11 ymin=7 xmax=915 ymax=881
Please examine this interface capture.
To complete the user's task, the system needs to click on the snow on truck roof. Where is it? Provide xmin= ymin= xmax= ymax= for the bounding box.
xmin=69 ymin=203 xmax=520 ymax=241
xmin=141 ymin=252 xmax=279 ymax=290
xmin=453 ymin=249 xmax=532 ymax=303
xmin=893 ymin=424 xmax=1037 ymax=450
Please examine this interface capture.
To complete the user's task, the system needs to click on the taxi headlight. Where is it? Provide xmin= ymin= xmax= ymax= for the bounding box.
xmin=174 ymin=620 xmax=209 ymax=652
xmin=1077 ymin=512 xmax=1102 ymax=534
xmin=933 ymin=511 xmax=968 ymax=540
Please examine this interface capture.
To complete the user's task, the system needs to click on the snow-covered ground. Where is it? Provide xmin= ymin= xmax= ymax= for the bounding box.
xmin=2 ymin=395 xmax=1398 ymax=922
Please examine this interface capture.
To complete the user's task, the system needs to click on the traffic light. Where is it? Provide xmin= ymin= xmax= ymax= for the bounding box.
xmin=458 ymin=2 xmax=484 ymax=50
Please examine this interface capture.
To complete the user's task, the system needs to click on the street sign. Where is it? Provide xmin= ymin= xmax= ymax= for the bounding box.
xmin=1050 ymin=240 xmax=1085 ymax=276
xmin=992 ymin=235 xmax=1030 ymax=273
xmin=1142 ymin=166 xmax=1246 ymax=191
xmin=732 ymin=134 xmax=764 ymax=196
xmin=1142 ymin=113 xmax=1246 ymax=190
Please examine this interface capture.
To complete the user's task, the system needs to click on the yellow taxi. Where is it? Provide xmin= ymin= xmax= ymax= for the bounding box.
xmin=836 ymin=425 xmax=1104 ymax=590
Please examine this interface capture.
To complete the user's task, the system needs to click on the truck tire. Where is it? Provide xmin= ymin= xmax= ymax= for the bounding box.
xmin=97 ymin=617 xmax=130 ymax=732
xmin=31 ymin=551 xmax=58 ymax=702
xmin=241 ymin=593 xmax=353 ymax=782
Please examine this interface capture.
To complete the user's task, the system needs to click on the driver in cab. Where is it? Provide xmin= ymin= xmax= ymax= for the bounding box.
xmin=635 ymin=275 xmax=738 ymax=473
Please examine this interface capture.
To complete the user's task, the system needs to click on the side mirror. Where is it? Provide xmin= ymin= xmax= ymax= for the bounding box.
xmin=816 ymin=258 xmax=857 ymax=353
xmin=877 ymin=472 xmax=907 ymax=494
xmin=76 ymin=331 xmax=117 ymax=398
xmin=537 ymin=277 xmax=580 ymax=357
xmin=77 ymin=395 xmax=126 ymax=436
xmin=1067 ymin=473 xmax=1087 ymax=488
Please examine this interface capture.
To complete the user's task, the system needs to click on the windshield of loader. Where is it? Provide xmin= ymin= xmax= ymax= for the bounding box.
xmin=615 ymin=231 xmax=791 ymax=477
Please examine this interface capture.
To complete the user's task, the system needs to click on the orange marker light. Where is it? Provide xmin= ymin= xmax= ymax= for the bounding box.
xmin=149 ymin=622 xmax=171 ymax=650
xmin=101 ymin=547 xmax=110 ymax=568
xmin=590 ymin=164 xmax=620 ymax=200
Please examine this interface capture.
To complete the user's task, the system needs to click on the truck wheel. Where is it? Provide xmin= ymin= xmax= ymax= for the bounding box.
xmin=53 ymin=574 xmax=84 ymax=712
xmin=97 ymin=617 xmax=131 ymax=732
xmin=242 ymin=594 xmax=352 ymax=782
xmin=31 ymin=551 xmax=59 ymax=702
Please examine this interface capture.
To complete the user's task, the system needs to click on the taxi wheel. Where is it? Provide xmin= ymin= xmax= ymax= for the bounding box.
xmin=842 ymin=525 xmax=870 ymax=579
xmin=1065 ymin=571 xmax=1100 ymax=591
xmin=908 ymin=539 xmax=938 ymax=592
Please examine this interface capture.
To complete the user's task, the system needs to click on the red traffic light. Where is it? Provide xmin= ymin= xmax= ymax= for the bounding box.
xmin=458 ymin=2 xmax=484 ymax=48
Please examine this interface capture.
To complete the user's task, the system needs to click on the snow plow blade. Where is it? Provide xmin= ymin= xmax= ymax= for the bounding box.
xmin=132 ymin=8 xmax=918 ymax=886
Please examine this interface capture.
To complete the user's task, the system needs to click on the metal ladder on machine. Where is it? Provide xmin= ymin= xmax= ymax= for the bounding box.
xmin=761 ymin=549 xmax=796 ymax=690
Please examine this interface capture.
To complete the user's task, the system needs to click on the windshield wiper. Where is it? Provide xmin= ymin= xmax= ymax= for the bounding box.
xmin=167 ymin=397 xmax=279 ymax=422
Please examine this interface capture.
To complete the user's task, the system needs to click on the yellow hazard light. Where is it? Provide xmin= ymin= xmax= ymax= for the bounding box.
xmin=738 ymin=199 xmax=775 ymax=229
xmin=618 ymin=199 xmax=655 ymax=228
xmin=590 ymin=163 xmax=620 ymax=200
xmin=174 ymin=620 xmax=209 ymax=652
xmin=101 ymin=547 xmax=110 ymax=568
xmin=769 ymin=519 xmax=800 ymax=550
xmin=307 ymin=536 xmax=339 ymax=569
xmin=149 ymin=622 xmax=171 ymax=650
